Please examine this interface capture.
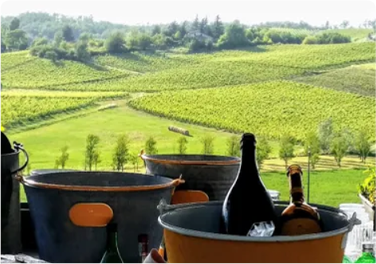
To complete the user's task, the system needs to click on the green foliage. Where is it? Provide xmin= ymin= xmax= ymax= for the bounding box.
xmin=105 ymin=32 xmax=126 ymax=53
xmin=145 ymin=136 xmax=158 ymax=155
xmin=62 ymin=25 xmax=75 ymax=42
xmin=112 ymin=134 xmax=129 ymax=171
xmin=217 ymin=21 xmax=250 ymax=49
xmin=256 ymin=136 xmax=271 ymax=169
xmin=9 ymin=18 xmax=20 ymax=31
xmin=318 ymin=118 xmax=334 ymax=154
xmin=304 ymin=131 xmax=321 ymax=169
xmin=354 ymin=128 xmax=372 ymax=163
xmin=279 ymin=134 xmax=296 ymax=169
xmin=304 ymin=32 xmax=351 ymax=45
xmin=330 ymin=131 xmax=350 ymax=167
xmin=5 ymin=29 xmax=29 ymax=51
xmin=1 ymin=90 xmax=127 ymax=129
xmin=201 ymin=135 xmax=215 ymax=155
xmin=129 ymin=81 xmax=375 ymax=142
xmin=128 ymin=151 xmax=140 ymax=172
xmin=295 ymin=65 xmax=376 ymax=97
xmin=226 ymin=135 xmax=240 ymax=157
xmin=75 ymin=40 xmax=90 ymax=61
xmin=176 ymin=136 xmax=188 ymax=154
xmin=32 ymin=37 xmax=49 ymax=47
xmin=55 ymin=146 xmax=69 ymax=169
xmin=85 ymin=134 xmax=101 ymax=171
xmin=358 ymin=166 xmax=375 ymax=204
xmin=1 ymin=55 xmax=124 ymax=88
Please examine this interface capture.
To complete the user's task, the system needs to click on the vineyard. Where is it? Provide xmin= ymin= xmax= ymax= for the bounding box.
xmin=295 ymin=65 xmax=376 ymax=97
xmin=128 ymin=80 xmax=376 ymax=141
xmin=1 ymin=51 xmax=37 ymax=72
xmin=93 ymin=52 xmax=197 ymax=73
xmin=1 ymin=90 xmax=127 ymax=128
xmin=1 ymin=55 xmax=127 ymax=88
xmin=1 ymin=43 xmax=374 ymax=92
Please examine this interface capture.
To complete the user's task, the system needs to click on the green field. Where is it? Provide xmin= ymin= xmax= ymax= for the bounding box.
xmin=2 ymin=40 xmax=375 ymax=207
xmin=294 ymin=64 xmax=376 ymax=97
xmin=129 ymin=80 xmax=375 ymax=141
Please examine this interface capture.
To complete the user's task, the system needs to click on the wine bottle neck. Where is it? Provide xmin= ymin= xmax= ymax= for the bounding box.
xmin=238 ymin=145 xmax=260 ymax=180
xmin=107 ymin=231 xmax=118 ymax=250
xmin=289 ymin=173 xmax=304 ymax=204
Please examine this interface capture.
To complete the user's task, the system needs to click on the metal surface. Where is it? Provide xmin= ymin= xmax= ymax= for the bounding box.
xmin=20 ymin=172 xmax=179 ymax=263
xmin=142 ymin=154 xmax=240 ymax=201
xmin=1 ymin=143 xmax=28 ymax=254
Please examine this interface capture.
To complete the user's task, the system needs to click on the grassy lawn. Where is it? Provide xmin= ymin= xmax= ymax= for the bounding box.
xmin=9 ymin=103 xmax=371 ymax=207
xmin=261 ymin=169 xmax=367 ymax=207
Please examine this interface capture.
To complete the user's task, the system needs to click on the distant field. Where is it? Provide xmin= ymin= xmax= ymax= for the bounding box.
xmin=1 ymin=55 xmax=127 ymax=88
xmin=1 ymin=51 xmax=37 ymax=72
xmin=93 ymin=52 xmax=198 ymax=73
xmin=294 ymin=64 xmax=376 ymax=97
xmin=129 ymin=80 xmax=376 ymax=141
xmin=1 ymin=90 xmax=127 ymax=129
xmin=320 ymin=28 xmax=374 ymax=41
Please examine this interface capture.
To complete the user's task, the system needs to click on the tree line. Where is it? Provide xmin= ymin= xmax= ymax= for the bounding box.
xmin=3 ymin=13 xmax=376 ymax=57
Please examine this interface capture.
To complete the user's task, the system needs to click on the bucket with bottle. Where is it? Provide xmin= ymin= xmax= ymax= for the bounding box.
xmin=157 ymin=133 xmax=361 ymax=263
xmin=16 ymin=169 xmax=184 ymax=263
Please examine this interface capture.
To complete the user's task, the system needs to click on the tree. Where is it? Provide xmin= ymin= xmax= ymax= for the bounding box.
xmin=55 ymin=146 xmax=69 ymax=169
xmin=137 ymin=34 xmax=152 ymax=50
xmin=62 ymin=25 xmax=75 ymax=42
xmin=325 ymin=21 xmax=330 ymax=29
xmin=145 ymin=136 xmax=158 ymax=155
xmin=129 ymin=151 xmax=140 ymax=172
xmin=177 ymin=136 xmax=188 ymax=154
xmin=9 ymin=18 xmax=20 ymax=31
xmin=84 ymin=134 xmax=100 ymax=171
xmin=201 ymin=135 xmax=215 ymax=155
xmin=32 ymin=37 xmax=49 ymax=47
xmin=212 ymin=15 xmax=224 ymax=39
xmin=318 ymin=118 xmax=333 ymax=154
xmin=256 ymin=136 xmax=271 ymax=169
xmin=216 ymin=21 xmax=249 ymax=49
xmin=1 ymin=39 xmax=7 ymax=52
xmin=354 ymin=128 xmax=371 ymax=163
xmin=340 ymin=20 xmax=350 ymax=29
xmin=304 ymin=131 xmax=321 ymax=169
xmin=75 ymin=40 xmax=90 ymax=61
xmin=5 ymin=29 xmax=29 ymax=51
xmin=54 ymin=31 xmax=64 ymax=46
xmin=226 ymin=135 xmax=240 ymax=157
xmin=112 ymin=134 xmax=129 ymax=171
xmin=192 ymin=15 xmax=200 ymax=31
xmin=151 ymin=25 xmax=161 ymax=36
xmin=330 ymin=133 xmax=350 ymax=167
xmin=105 ymin=32 xmax=126 ymax=53
xmin=279 ymin=134 xmax=296 ymax=169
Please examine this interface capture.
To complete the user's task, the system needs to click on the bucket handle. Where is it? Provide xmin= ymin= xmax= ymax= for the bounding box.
xmin=11 ymin=142 xmax=29 ymax=175
xmin=341 ymin=212 xmax=362 ymax=249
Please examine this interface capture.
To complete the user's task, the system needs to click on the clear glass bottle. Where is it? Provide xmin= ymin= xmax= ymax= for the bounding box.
xmin=100 ymin=224 xmax=124 ymax=263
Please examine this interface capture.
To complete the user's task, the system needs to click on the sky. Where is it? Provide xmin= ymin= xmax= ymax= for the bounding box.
xmin=1 ymin=0 xmax=376 ymax=26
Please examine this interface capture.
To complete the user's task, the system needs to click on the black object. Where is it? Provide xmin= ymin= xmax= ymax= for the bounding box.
xmin=221 ymin=133 xmax=278 ymax=236
xmin=1 ymin=136 xmax=29 ymax=254
xmin=100 ymin=224 xmax=124 ymax=263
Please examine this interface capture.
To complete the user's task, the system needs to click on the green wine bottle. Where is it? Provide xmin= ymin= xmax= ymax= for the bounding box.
xmin=343 ymin=255 xmax=352 ymax=263
xmin=100 ymin=224 xmax=124 ymax=263
xmin=355 ymin=243 xmax=375 ymax=263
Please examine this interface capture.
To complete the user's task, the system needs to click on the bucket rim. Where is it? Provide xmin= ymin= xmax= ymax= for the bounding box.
xmin=19 ymin=171 xmax=184 ymax=192
xmin=158 ymin=201 xmax=352 ymax=243
xmin=141 ymin=154 xmax=240 ymax=166
xmin=1 ymin=149 xmax=21 ymax=157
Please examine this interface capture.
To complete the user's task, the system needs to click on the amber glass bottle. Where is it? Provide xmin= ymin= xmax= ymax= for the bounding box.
xmin=279 ymin=164 xmax=323 ymax=236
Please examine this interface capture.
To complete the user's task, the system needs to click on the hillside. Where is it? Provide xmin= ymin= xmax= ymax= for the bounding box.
xmin=128 ymin=80 xmax=376 ymax=141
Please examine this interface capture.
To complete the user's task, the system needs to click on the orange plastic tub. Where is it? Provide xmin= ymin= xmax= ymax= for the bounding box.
xmin=158 ymin=201 xmax=359 ymax=263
